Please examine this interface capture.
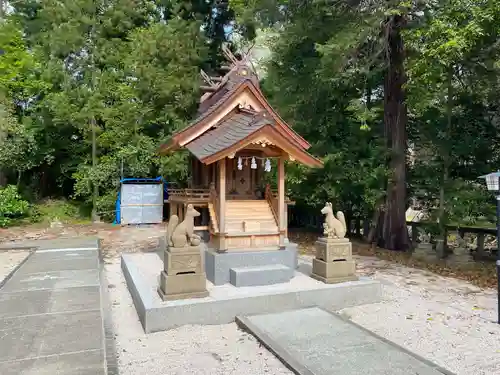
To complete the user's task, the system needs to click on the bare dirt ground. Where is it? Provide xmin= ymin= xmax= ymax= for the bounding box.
xmin=0 ymin=222 xmax=166 ymax=261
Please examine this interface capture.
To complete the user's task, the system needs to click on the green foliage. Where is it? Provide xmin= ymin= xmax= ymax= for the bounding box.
xmin=1 ymin=0 xmax=499 ymax=237
xmin=0 ymin=97 xmax=40 ymax=177
xmin=4 ymin=1 xmax=223 ymax=218
xmin=232 ymin=0 xmax=499 ymax=232
xmin=32 ymin=199 xmax=89 ymax=224
xmin=0 ymin=185 xmax=29 ymax=227
xmin=251 ymin=2 xmax=389 ymax=220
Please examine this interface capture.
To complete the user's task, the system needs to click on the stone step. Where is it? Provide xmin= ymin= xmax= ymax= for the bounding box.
xmin=229 ymin=264 xmax=293 ymax=287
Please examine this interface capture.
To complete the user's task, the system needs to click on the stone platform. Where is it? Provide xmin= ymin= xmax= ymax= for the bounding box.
xmin=236 ymin=307 xmax=454 ymax=375
xmin=121 ymin=252 xmax=382 ymax=333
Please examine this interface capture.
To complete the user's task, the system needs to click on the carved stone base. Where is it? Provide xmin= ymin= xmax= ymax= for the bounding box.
xmin=168 ymin=245 xmax=202 ymax=254
xmin=315 ymin=237 xmax=352 ymax=262
xmin=164 ymin=250 xmax=202 ymax=275
xmin=158 ymin=271 xmax=208 ymax=301
xmin=311 ymin=258 xmax=358 ymax=284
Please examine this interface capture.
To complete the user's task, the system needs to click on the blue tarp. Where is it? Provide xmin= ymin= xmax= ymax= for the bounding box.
xmin=114 ymin=177 xmax=167 ymax=224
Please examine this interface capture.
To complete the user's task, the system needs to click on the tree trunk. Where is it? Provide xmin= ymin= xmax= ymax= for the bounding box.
xmin=0 ymin=169 xmax=5 ymax=187
xmin=91 ymin=117 xmax=100 ymax=222
xmin=376 ymin=15 xmax=410 ymax=251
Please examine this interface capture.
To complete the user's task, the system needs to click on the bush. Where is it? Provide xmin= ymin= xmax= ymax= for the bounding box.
xmin=0 ymin=185 xmax=29 ymax=227
xmin=34 ymin=199 xmax=90 ymax=224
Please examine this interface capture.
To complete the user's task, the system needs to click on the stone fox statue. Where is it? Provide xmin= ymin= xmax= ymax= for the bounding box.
xmin=321 ymin=202 xmax=347 ymax=239
xmin=167 ymin=204 xmax=201 ymax=247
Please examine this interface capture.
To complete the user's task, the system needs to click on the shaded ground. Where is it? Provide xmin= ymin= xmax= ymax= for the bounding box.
xmin=290 ymin=232 xmax=498 ymax=289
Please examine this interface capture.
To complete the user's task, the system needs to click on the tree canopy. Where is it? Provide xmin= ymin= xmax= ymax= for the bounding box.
xmin=1 ymin=0 xmax=499 ymax=247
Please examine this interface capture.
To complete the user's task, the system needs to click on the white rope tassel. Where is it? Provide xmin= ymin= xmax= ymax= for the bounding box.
xmin=251 ymin=157 xmax=257 ymax=169
xmin=265 ymin=158 xmax=271 ymax=172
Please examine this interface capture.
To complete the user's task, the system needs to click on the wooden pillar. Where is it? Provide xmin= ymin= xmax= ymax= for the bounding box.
xmin=178 ymin=203 xmax=184 ymax=221
xmin=284 ymin=204 xmax=288 ymax=241
xmin=202 ymin=162 xmax=209 ymax=187
xmin=218 ymin=159 xmax=227 ymax=251
xmin=278 ymin=156 xmax=285 ymax=248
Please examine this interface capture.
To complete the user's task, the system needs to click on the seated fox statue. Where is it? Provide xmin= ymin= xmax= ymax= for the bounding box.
xmin=166 ymin=204 xmax=202 ymax=248
xmin=321 ymin=202 xmax=347 ymax=239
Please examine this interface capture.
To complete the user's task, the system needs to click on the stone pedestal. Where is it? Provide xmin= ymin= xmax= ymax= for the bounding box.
xmin=158 ymin=246 xmax=208 ymax=301
xmin=412 ymin=242 xmax=436 ymax=261
xmin=311 ymin=237 xmax=358 ymax=284
xmin=447 ymin=246 xmax=473 ymax=267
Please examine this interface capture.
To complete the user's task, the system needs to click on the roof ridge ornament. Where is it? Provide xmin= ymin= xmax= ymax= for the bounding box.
xmin=200 ymin=70 xmax=216 ymax=88
xmin=222 ymin=44 xmax=239 ymax=66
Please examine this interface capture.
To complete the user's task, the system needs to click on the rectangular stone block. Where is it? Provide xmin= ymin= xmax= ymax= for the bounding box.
xmin=1 ymin=269 xmax=99 ymax=293
xmin=315 ymin=237 xmax=352 ymax=262
xmin=205 ymin=244 xmax=298 ymax=285
xmin=164 ymin=250 xmax=202 ymax=275
xmin=0 ymin=349 xmax=106 ymax=375
xmin=0 ymin=310 xmax=103 ymax=362
xmin=0 ymin=286 xmax=100 ymax=319
xmin=158 ymin=271 xmax=208 ymax=301
xmin=311 ymin=258 xmax=357 ymax=284
xmin=20 ymin=256 xmax=98 ymax=274
xmin=229 ymin=264 xmax=293 ymax=287
xmin=236 ymin=308 xmax=450 ymax=375
xmin=168 ymin=245 xmax=202 ymax=254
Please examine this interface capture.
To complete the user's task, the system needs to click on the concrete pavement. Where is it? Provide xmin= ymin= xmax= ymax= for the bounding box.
xmin=0 ymin=239 xmax=109 ymax=375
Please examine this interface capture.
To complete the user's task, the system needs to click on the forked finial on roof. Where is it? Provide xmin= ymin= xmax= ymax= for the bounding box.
xmin=240 ymin=42 xmax=255 ymax=66
xmin=200 ymin=69 xmax=216 ymax=87
xmin=199 ymin=43 xmax=259 ymax=101
xmin=222 ymin=44 xmax=239 ymax=66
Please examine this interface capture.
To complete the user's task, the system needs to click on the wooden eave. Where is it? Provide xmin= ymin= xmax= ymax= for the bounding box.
xmin=245 ymin=83 xmax=311 ymax=150
xmin=159 ymin=79 xmax=312 ymax=154
xmin=199 ymin=123 xmax=323 ymax=168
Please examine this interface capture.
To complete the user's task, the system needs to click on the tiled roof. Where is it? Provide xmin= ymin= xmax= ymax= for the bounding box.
xmin=185 ymin=111 xmax=268 ymax=160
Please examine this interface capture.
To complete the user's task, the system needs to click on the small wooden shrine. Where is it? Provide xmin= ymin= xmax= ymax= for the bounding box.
xmin=160 ymin=46 xmax=322 ymax=253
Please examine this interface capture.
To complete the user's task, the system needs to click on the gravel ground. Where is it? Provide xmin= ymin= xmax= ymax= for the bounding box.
xmin=106 ymin=253 xmax=500 ymax=375
xmin=105 ymin=259 xmax=293 ymax=375
xmin=338 ymin=254 xmax=500 ymax=375
xmin=0 ymin=250 xmax=30 ymax=285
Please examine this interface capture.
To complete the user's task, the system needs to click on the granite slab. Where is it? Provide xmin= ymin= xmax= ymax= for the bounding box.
xmin=236 ymin=307 xmax=454 ymax=375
